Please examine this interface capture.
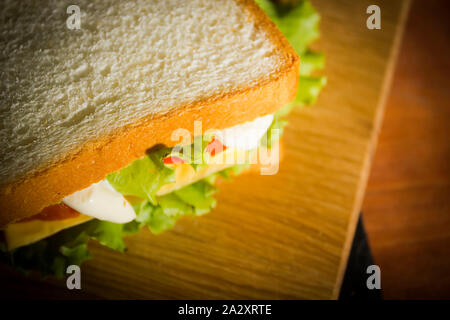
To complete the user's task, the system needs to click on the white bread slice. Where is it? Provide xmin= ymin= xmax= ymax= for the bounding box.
xmin=0 ymin=0 xmax=299 ymax=226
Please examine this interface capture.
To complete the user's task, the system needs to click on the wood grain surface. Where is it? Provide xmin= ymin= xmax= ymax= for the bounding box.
xmin=0 ymin=0 xmax=409 ymax=299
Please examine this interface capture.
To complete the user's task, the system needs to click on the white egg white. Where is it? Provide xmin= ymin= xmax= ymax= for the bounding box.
xmin=62 ymin=180 xmax=136 ymax=223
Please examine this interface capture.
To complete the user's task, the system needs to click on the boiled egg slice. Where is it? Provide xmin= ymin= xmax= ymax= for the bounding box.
xmin=62 ymin=180 xmax=136 ymax=223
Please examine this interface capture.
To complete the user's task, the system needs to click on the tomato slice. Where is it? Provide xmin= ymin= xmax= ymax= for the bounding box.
xmin=19 ymin=203 xmax=80 ymax=222
xmin=163 ymin=156 xmax=185 ymax=164
xmin=205 ymin=137 xmax=227 ymax=156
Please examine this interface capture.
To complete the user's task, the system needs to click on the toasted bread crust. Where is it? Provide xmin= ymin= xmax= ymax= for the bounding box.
xmin=0 ymin=0 xmax=299 ymax=226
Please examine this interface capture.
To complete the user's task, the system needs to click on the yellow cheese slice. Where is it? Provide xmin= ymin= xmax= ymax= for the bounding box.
xmin=4 ymin=214 xmax=93 ymax=251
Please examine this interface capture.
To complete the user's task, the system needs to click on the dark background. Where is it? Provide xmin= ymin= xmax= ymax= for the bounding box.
xmin=362 ymin=0 xmax=450 ymax=299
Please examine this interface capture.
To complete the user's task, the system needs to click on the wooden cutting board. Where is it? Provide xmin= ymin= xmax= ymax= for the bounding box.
xmin=0 ymin=0 xmax=410 ymax=299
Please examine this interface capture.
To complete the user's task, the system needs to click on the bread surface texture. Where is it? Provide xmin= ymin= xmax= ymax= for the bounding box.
xmin=0 ymin=0 xmax=299 ymax=225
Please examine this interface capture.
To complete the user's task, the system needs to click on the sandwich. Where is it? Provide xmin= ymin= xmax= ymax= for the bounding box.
xmin=0 ymin=0 xmax=325 ymax=277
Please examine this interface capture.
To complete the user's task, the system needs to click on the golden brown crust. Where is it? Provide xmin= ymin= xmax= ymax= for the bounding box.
xmin=0 ymin=0 xmax=299 ymax=227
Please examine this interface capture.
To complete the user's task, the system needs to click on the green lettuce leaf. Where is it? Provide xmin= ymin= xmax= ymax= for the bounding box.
xmin=255 ymin=0 xmax=326 ymax=106
xmin=299 ymin=49 xmax=325 ymax=76
xmin=129 ymin=178 xmax=218 ymax=235
xmin=296 ymin=75 xmax=327 ymax=105
xmin=260 ymin=113 xmax=288 ymax=148
xmin=106 ymin=149 xmax=175 ymax=205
